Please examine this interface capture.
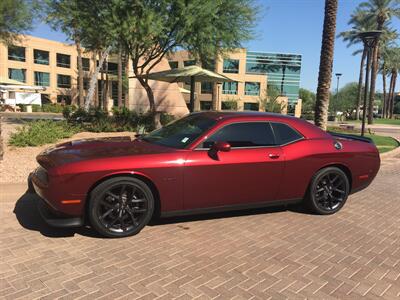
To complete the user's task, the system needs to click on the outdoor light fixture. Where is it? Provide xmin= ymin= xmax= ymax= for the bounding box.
xmin=358 ymin=30 xmax=382 ymax=136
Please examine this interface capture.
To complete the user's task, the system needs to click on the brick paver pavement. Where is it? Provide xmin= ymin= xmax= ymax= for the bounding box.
xmin=1 ymin=153 xmax=399 ymax=299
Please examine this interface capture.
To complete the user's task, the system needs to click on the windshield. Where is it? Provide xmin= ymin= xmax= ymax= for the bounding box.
xmin=142 ymin=114 xmax=217 ymax=149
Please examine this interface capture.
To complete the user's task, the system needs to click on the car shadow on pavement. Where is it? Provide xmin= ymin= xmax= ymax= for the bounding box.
xmin=149 ymin=203 xmax=309 ymax=227
xmin=14 ymin=190 xmax=309 ymax=238
xmin=13 ymin=191 xmax=102 ymax=238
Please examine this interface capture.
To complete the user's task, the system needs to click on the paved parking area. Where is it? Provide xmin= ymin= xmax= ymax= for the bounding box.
xmin=1 ymin=153 xmax=400 ymax=299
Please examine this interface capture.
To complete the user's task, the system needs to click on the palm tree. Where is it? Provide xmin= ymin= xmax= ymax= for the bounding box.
xmin=358 ymin=0 xmax=400 ymax=123
xmin=339 ymin=9 xmax=374 ymax=119
xmin=385 ymin=47 xmax=400 ymax=118
xmin=314 ymin=0 xmax=338 ymax=130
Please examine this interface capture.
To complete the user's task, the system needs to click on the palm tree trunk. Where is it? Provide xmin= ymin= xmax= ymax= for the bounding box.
xmin=314 ymin=0 xmax=338 ymax=130
xmin=356 ymin=48 xmax=366 ymax=120
xmin=104 ymin=58 xmax=109 ymax=111
xmin=117 ymin=48 xmax=123 ymax=108
xmin=75 ymin=35 xmax=84 ymax=107
xmin=85 ymin=46 xmax=111 ymax=111
xmin=368 ymin=46 xmax=379 ymax=124
xmin=381 ymin=64 xmax=387 ymax=118
xmin=0 ymin=117 xmax=3 ymax=161
xmin=389 ymin=70 xmax=397 ymax=119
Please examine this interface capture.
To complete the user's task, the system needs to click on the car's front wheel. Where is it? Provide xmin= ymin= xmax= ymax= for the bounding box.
xmin=305 ymin=167 xmax=350 ymax=215
xmin=89 ymin=177 xmax=154 ymax=238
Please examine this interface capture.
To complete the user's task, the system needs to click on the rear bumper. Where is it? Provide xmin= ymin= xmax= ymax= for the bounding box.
xmin=29 ymin=172 xmax=84 ymax=228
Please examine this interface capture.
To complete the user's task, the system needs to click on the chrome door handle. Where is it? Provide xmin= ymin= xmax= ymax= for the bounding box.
xmin=268 ymin=153 xmax=280 ymax=159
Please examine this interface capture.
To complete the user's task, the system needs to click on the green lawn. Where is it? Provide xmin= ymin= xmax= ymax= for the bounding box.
xmin=328 ymin=126 xmax=399 ymax=154
xmin=346 ymin=118 xmax=400 ymax=126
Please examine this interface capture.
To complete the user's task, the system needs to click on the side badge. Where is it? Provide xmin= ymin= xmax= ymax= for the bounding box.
xmin=334 ymin=141 xmax=343 ymax=150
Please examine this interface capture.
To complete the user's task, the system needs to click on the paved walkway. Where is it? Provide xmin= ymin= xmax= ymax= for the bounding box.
xmin=1 ymin=153 xmax=400 ymax=299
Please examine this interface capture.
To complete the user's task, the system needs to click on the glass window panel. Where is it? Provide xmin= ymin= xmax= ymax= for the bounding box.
xmin=34 ymin=72 xmax=50 ymax=86
xmin=57 ymin=53 xmax=71 ymax=68
xmin=243 ymin=102 xmax=260 ymax=111
xmin=79 ymin=57 xmax=90 ymax=71
xmin=57 ymin=74 xmax=71 ymax=88
xmin=201 ymin=82 xmax=213 ymax=94
xmin=222 ymin=81 xmax=238 ymax=95
xmin=108 ymin=62 xmax=118 ymax=75
xmin=245 ymin=82 xmax=260 ymax=96
xmin=183 ymin=60 xmax=196 ymax=67
xmin=57 ymin=95 xmax=71 ymax=105
xmin=169 ymin=61 xmax=178 ymax=69
xmin=200 ymin=101 xmax=212 ymax=111
xmin=202 ymin=122 xmax=275 ymax=148
xmin=8 ymin=46 xmax=25 ymax=62
xmin=34 ymin=49 xmax=49 ymax=65
xmin=223 ymin=59 xmax=239 ymax=73
xmin=8 ymin=68 xmax=26 ymax=83
xmin=271 ymin=123 xmax=303 ymax=145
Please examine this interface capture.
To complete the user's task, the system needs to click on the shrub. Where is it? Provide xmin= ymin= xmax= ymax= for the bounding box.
xmin=9 ymin=120 xmax=80 ymax=147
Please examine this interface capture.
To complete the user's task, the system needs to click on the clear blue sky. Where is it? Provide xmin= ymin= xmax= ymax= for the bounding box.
xmin=29 ymin=0 xmax=399 ymax=93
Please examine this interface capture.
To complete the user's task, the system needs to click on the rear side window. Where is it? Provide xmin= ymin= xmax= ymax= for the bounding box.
xmin=271 ymin=122 xmax=303 ymax=145
xmin=202 ymin=122 xmax=276 ymax=148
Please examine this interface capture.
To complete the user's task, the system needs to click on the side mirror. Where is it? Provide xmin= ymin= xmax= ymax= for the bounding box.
xmin=211 ymin=141 xmax=231 ymax=152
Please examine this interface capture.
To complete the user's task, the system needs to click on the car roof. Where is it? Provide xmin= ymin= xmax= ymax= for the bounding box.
xmin=191 ymin=111 xmax=330 ymax=139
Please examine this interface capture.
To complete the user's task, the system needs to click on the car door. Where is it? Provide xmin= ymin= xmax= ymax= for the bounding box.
xmin=183 ymin=121 xmax=284 ymax=210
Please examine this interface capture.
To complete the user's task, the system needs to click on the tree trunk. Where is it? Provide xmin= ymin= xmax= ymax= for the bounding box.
xmin=368 ymin=46 xmax=379 ymax=124
xmin=212 ymin=54 xmax=221 ymax=111
xmin=124 ymin=54 xmax=129 ymax=107
xmin=75 ymin=35 xmax=84 ymax=107
xmin=356 ymin=48 xmax=366 ymax=120
xmin=117 ymin=48 xmax=123 ymax=108
xmin=85 ymin=46 xmax=111 ymax=111
xmin=381 ymin=64 xmax=387 ymax=118
xmin=389 ymin=70 xmax=397 ymax=119
xmin=280 ymin=65 xmax=286 ymax=95
xmin=104 ymin=57 xmax=109 ymax=111
xmin=314 ymin=0 xmax=338 ymax=131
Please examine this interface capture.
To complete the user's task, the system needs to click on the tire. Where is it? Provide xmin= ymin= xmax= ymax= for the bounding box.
xmin=89 ymin=176 xmax=154 ymax=238
xmin=304 ymin=167 xmax=350 ymax=215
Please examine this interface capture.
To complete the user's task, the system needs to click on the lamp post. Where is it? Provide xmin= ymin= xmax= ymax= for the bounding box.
xmin=358 ymin=31 xmax=382 ymax=136
xmin=335 ymin=73 xmax=342 ymax=117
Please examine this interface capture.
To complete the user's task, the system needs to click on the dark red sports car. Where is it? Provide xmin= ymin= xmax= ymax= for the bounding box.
xmin=30 ymin=112 xmax=380 ymax=237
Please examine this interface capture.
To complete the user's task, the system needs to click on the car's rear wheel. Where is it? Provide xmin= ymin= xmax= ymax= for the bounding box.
xmin=305 ymin=167 xmax=350 ymax=215
xmin=89 ymin=177 xmax=154 ymax=238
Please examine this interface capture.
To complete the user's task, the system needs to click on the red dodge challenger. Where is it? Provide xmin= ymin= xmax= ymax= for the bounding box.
xmin=30 ymin=112 xmax=380 ymax=237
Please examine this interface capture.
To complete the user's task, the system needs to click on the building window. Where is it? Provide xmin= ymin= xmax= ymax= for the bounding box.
xmin=57 ymin=74 xmax=71 ymax=88
xmin=34 ymin=72 xmax=50 ymax=86
xmin=222 ymin=81 xmax=238 ymax=95
xmin=221 ymin=101 xmax=238 ymax=110
xmin=78 ymin=57 xmax=90 ymax=71
xmin=201 ymin=82 xmax=213 ymax=94
xmin=169 ymin=61 xmax=178 ymax=69
xmin=243 ymin=102 xmax=260 ymax=111
xmin=200 ymin=101 xmax=212 ymax=111
xmin=223 ymin=59 xmax=239 ymax=73
xmin=245 ymin=82 xmax=260 ymax=96
xmin=8 ymin=68 xmax=26 ymax=83
xmin=107 ymin=62 xmax=118 ymax=75
xmin=57 ymin=95 xmax=71 ymax=105
xmin=57 ymin=53 xmax=71 ymax=68
xmin=41 ymin=94 xmax=51 ymax=104
xmin=34 ymin=49 xmax=49 ymax=65
xmin=183 ymin=60 xmax=196 ymax=67
xmin=8 ymin=46 xmax=25 ymax=62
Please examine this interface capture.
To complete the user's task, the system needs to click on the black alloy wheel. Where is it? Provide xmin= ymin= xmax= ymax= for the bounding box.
xmin=89 ymin=177 xmax=154 ymax=237
xmin=305 ymin=167 xmax=350 ymax=215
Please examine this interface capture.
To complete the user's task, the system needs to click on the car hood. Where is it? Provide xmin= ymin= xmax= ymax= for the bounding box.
xmin=37 ymin=136 xmax=174 ymax=169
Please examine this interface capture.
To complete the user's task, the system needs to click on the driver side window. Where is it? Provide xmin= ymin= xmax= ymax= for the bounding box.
xmin=200 ymin=122 xmax=276 ymax=149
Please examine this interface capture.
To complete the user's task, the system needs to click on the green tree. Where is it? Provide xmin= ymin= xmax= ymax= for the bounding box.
xmin=329 ymin=82 xmax=360 ymax=116
xmin=0 ymin=0 xmax=34 ymax=44
xmin=315 ymin=0 xmax=338 ymax=130
xmin=359 ymin=0 xmax=400 ymax=123
xmin=299 ymin=88 xmax=316 ymax=114
xmin=384 ymin=47 xmax=400 ymax=118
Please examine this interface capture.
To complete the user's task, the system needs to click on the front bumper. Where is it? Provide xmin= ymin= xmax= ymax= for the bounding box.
xmin=29 ymin=172 xmax=84 ymax=228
